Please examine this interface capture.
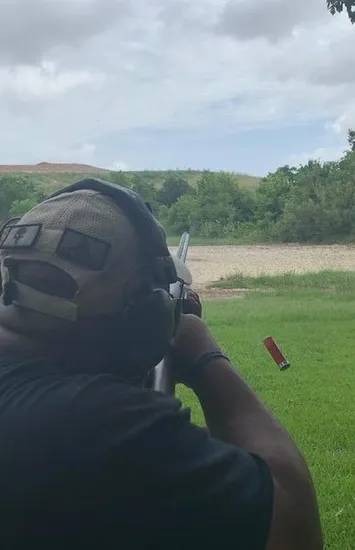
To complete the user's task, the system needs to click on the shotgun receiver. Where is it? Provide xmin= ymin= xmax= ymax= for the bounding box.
xmin=150 ymin=232 xmax=192 ymax=395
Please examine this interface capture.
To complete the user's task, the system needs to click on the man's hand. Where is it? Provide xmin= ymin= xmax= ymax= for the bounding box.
xmin=182 ymin=289 xmax=202 ymax=318
xmin=170 ymin=314 xmax=222 ymax=387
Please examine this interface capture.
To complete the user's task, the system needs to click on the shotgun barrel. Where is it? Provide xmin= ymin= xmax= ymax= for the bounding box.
xmin=151 ymin=232 xmax=191 ymax=395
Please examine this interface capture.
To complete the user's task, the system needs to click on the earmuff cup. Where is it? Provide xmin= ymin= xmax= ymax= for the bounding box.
xmin=115 ymin=287 xmax=177 ymax=376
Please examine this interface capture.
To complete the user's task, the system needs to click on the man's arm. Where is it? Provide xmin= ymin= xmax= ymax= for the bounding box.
xmin=193 ymin=357 xmax=323 ymax=550
xmin=172 ymin=315 xmax=323 ymax=550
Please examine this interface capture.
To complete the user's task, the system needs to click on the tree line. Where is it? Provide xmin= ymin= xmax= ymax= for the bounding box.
xmin=1 ymin=133 xmax=355 ymax=244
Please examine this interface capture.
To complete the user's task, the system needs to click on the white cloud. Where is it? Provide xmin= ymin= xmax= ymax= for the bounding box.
xmin=45 ymin=143 xmax=97 ymax=164
xmin=216 ymin=0 xmax=328 ymax=43
xmin=289 ymin=145 xmax=348 ymax=167
xmin=0 ymin=0 xmax=355 ymax=167
xmin=0 ymin=0 xmax=129 ymax=66
xmin=332 ymin=108 xmax=355 ymax=135
xmin=0 ymin=62 xmax=105 ymax=101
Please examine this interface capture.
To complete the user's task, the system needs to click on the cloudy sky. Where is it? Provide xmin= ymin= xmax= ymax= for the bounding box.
xmin=1 ymin=0 xmax=354 ymax=176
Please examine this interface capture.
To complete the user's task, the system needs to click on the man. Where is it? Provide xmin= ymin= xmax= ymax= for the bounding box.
xmin=0 ymin=179 xmax=323 ymax=549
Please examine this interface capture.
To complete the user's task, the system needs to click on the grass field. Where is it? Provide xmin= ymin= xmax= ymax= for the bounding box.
xmin=166 ymin=235 xmax=252 ymax=246
xmin=176 ymin=277 xmax=355 ymax=549
xmin=213 ymin=269 xmax=355 ymax=293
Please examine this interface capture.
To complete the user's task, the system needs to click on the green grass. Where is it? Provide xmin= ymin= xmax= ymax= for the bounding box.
xmin=176 ymin=289 xmax=355 ymax=549
xmin=213 ymin=269 xmax=355 ymax=293
xmin=166 ymin=230 xmax=265 ymax=247
xmin=166 ymin=235 xmax=248 ymax=246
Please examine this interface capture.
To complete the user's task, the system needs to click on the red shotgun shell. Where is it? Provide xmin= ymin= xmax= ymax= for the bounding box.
xmin=264 ymin=337 xmax=290 ymax=371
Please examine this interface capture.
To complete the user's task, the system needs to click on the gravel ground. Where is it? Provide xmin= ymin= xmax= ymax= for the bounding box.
xmin=169 ymin=244 xmax=355 ymax=297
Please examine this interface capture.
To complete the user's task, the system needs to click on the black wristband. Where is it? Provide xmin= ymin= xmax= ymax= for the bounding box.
xmin=185 ymin=349 xmax=231 ymax=386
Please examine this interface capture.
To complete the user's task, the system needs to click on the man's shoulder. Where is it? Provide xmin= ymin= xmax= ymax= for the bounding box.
xmin=0 ymin=348 xmax=190 ymax=480
xmin=0 ymin=347 xmax=182 ymax=413
xmin=0 ymin=348 xmax=185 ymax=444
xmin=63 ymin=370 xmax=189 ymax=446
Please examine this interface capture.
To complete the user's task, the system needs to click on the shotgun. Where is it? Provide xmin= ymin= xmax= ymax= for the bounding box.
xmin=150 ymin=232 xmax=191 ymax=396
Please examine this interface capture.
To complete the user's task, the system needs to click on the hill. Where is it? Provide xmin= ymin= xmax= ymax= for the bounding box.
xmin=0 ymin=162 xmax=108 ymax=174
xmin=0 ymin=163 xmax=260 ymax=193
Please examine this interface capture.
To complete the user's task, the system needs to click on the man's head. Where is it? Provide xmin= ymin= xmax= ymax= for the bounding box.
xmin=0 ymin=178 xmax=178 ymax=380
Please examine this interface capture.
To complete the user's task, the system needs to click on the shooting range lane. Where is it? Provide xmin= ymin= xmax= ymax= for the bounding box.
xmin=168 ymin=243 xmax=355 ymax=297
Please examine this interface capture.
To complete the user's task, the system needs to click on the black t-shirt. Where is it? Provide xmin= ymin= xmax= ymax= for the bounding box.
xmin=0 ymin=349 xmax=274 ymax=549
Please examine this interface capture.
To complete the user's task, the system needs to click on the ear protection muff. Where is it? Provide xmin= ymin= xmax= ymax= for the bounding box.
xmin=112 ymin=288 xmax=177 ymax=378
xmin=46 ymin=178 xmax=179 ymax=374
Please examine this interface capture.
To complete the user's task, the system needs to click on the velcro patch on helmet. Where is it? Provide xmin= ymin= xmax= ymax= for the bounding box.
xmin=56 ymin=228 xmax=111 ymax=271
xmin=0 ymin=224 xmax=42 ymax=249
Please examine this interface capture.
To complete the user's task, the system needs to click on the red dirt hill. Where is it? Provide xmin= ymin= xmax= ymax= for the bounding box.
xmin=0 ymin=162 xmax=108 ymax=174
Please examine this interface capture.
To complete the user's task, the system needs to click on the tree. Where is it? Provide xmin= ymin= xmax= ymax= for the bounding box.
xmin=107 ymin=171 xmax=133 ymax=189
xmin=10 ymin=198 xmax=41 ymax=218
xmin=348 ymin=128 xmax=355 ymax=152
xmin=165 ymin=171 xmax=255 ymax=238
xmin=130 ymin=174 xmax=159 ymax=214
xmin=167 ymin=193 xmax=200 ymax=234
xmin=327 ymin=0 xmax=355 ymax=24
xmin=255 ymin=165 xmax=297 ymax=228
xmin=157 ymin=176 xmax=191 ymax=207
xmin=0 ymin=175 xmax=44 ymax=224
